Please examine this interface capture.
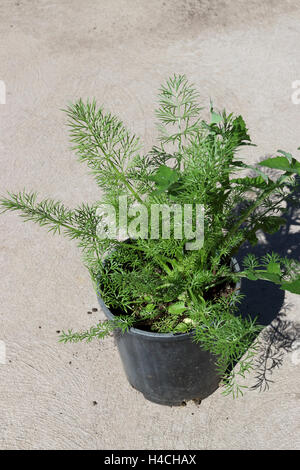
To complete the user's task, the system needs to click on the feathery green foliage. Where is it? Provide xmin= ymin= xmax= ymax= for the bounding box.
xmin=1 ymin=74 xmax=300 ymax=397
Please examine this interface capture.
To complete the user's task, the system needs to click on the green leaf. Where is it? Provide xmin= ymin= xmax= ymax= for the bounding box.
xmin=174 ymin=322 xmax=190 ymax=333
xmin=277 ymin=150 xmax=293 ymax=163
xmin=259 ymin=156 xmax=300 ymax=175
xmin=231 ymin=175 xmax=268 ymax=189
xmin=254 ymin=271 xmax=281 ymax=284
xmin=177 ymin=293 xmax=186 ymax=301
xmin=211 ymin=110 xmax=223 ymax=124
xmin=244 ymin=267 xmax=282 ymax=283
xmin=231 ymin=115 xmax=251 ymax=144
xmin=267 ymin=261 xmax=281 ymax=275
xmin=280 ymin=279 xmax=300 ymax=294
xmin=149 ymin=165 xmax=180 ymax=195
xmin=168 ymin=302 xmax=187 ymax=315
xmin=246 ymin=272 xmax=258 ymax=281
xmin=145 ymin=303 xmax=155 ymax=312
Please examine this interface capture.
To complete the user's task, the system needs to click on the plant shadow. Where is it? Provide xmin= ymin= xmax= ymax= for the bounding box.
xmin=235 ymin=174 xmax=300 ymax=391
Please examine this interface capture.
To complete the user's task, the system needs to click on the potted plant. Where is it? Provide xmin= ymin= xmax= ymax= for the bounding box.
xmin=2 ymin=75 xmax=300 ymax=405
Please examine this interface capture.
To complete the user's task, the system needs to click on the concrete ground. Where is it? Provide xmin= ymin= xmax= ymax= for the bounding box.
xmin=0 ymin=0 xmax=300 ymax=450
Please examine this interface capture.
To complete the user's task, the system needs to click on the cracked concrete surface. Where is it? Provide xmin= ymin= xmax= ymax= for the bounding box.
xmin=0 ymin=0 xmax=300 ymax=450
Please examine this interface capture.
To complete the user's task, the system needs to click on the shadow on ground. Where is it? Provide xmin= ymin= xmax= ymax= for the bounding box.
xmin=236 ymin=177 xmax=300 ymax=391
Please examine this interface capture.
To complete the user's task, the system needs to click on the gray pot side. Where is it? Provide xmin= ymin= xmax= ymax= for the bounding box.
xmin=97 ymin=258 xmax=241 ymax=406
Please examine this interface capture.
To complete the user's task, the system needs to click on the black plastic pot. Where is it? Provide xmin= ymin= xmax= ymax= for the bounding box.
xmin=97 ymin=258 xmax=241 ymax=406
